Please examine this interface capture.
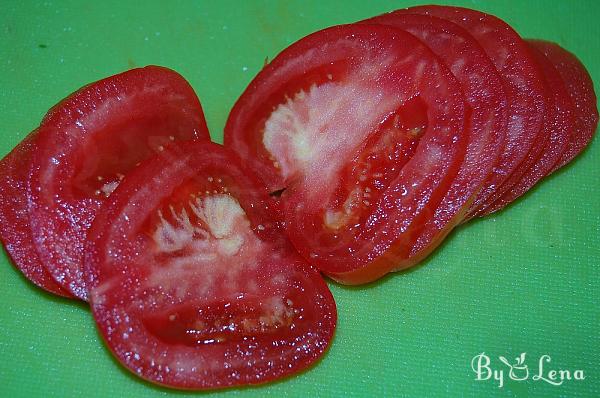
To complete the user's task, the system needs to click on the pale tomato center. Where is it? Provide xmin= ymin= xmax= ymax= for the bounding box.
xmin=138 ymin=194 xmax=302 ymax=346
xmin=262 ymin=70 xmax=428 ymax=231
xmin=263 ymin=68 xmax=402 ymax=187
xmin=147 ymin=194 xmax=265 ymax=295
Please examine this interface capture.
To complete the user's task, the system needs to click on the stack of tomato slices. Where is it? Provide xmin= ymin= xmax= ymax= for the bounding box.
xmin=226 ymin=5 xmax=598 ymax=284
xmin=0 ymin=66 xmax=336 ymax=389
xmin=1 ymin=66 xmax=211 ymax=299
xmin=0 ymin=4 xmax=597 ymax=391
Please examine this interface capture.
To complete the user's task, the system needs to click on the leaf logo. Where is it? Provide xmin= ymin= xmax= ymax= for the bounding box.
xmin=499 ymin=352 xmax=529 ymax=381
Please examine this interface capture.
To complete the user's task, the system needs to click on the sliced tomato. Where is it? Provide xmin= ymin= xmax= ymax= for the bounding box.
xmin=26 ymin=66 xmax=210 ymax=300
xmin=362 ymin=12 xmax=507 ymax=263
xmin=402 ymin=6 xmax=547 ymax=219
xmin=0 ymin=131 xmax=72 ymax=297
xmin=225 ymin=24 xmax=468 ymax=283
xmin=479 ymin=41 xmax=575 ymax=215
xmin=528 ymin=40 xmax=599 ymax=171
xmin=85 ymin=141 xmax=336 ymax=389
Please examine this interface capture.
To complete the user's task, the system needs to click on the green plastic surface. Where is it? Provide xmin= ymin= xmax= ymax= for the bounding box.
xmin=1 ymin=1 xmax=598 ymax=397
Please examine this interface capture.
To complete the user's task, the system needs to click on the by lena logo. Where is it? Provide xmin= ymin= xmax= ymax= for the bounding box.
xmin=471 ymin=352 xmax=585 ymax=388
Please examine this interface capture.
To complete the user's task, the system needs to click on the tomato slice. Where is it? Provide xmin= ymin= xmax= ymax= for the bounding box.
xmin=85 ymin=141 xmax=336 ymax=389
xmin=402 ymin=6 xmax=547 ymax=219
xmin=0 ymin=131 xmax=72 ymax=297
xmin=26 ymin=66 xmax=210 ymax=300
xmin=225 ymin=24 xmax=468 ymax=283
xmin=479 ymin=41 xmax=575 ymax=215
xmin=528 ymin=40 xmax=599 ymax=171
xmin=362 ymin=12 xmax=507 ymax=264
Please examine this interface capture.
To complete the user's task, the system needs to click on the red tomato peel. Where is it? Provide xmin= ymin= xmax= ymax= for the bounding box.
xmin=529 ymin=40 xmax=599 ymax=171
xmin=403 ymin=6 xmax=547 ymax=220
xmin=0 ymin=132 xmax=73 ymax=297
xmin=363 ymin=11 xmax=507 ymax=261
xmin=480 ymin=41 xmax=575 ymax=215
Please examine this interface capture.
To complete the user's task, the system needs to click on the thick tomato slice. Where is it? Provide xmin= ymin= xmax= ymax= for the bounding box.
xmin=480 ymin=41 xmax=575 ymax=215
xmin=26 ymin=66 xmax=210 ymax=300
xmin=403 ymin=6 xmax=547 ymax=219
xmin=528 ymin=40 xmax=599 ymax=171
xmin=0 ymin=131 xmax=72 ymax=297
xmin=225 ymin=24 xmax=468 ymax=284
xmin=85 ymin=141 xmax=336 ymax=389
xmin=362 ymin=12 xmax=507 ymax=264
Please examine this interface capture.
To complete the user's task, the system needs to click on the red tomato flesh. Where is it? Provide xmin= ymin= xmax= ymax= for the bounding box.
xmin=225 ymin=24 xmax=468 ymax=283
xmin=26 ymin=66 xmax=210 ymax=300
xmin=403 ymin=6 xmax=547 ymax=219
xmin=85 ymin=141 xmax=336 ymax=389
xmin=0 ymin=132 xmax=72 ymax=297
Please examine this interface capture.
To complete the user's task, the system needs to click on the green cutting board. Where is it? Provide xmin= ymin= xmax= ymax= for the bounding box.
xmin=1 ymin=1 xmax=598 ymax=397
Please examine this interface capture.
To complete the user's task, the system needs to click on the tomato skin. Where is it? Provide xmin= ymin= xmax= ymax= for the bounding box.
xmin=403 ymin=6 xmax=547 ymax=220
xmin=479 ymin=41 xmax=575 ymax=215
xmin=0 ymin=131 xmax=72 ymax=297
xmin=26 ymin=66 xmax=210 ymax=300
xmin=363 ymin=12 xmax=508 ymax=263
xmin=85 ymin=141 xmax=336 ymax=390
xmin=528 ymin=40 xmax=599 ymax=171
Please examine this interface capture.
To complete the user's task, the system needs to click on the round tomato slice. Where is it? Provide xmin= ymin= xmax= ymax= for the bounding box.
xmin=27 ymin=66 xmax=210 ymax=300
xmin=479 ymin=41 xmax=575 ymax=216
xmin=85 ymin=141 xmax=336 ymax=390
xmin=362 ymin=12 xmax=507 ymax=265
xmin=528 ymin=40 xmax=599 ymax=171
xmin=0 ymin=132 xmax=72 ymax=297
xmin=403 ymin=6 xmax=547 ymax=219
xmin=225 ymin=24 xmax=468 ymax=284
